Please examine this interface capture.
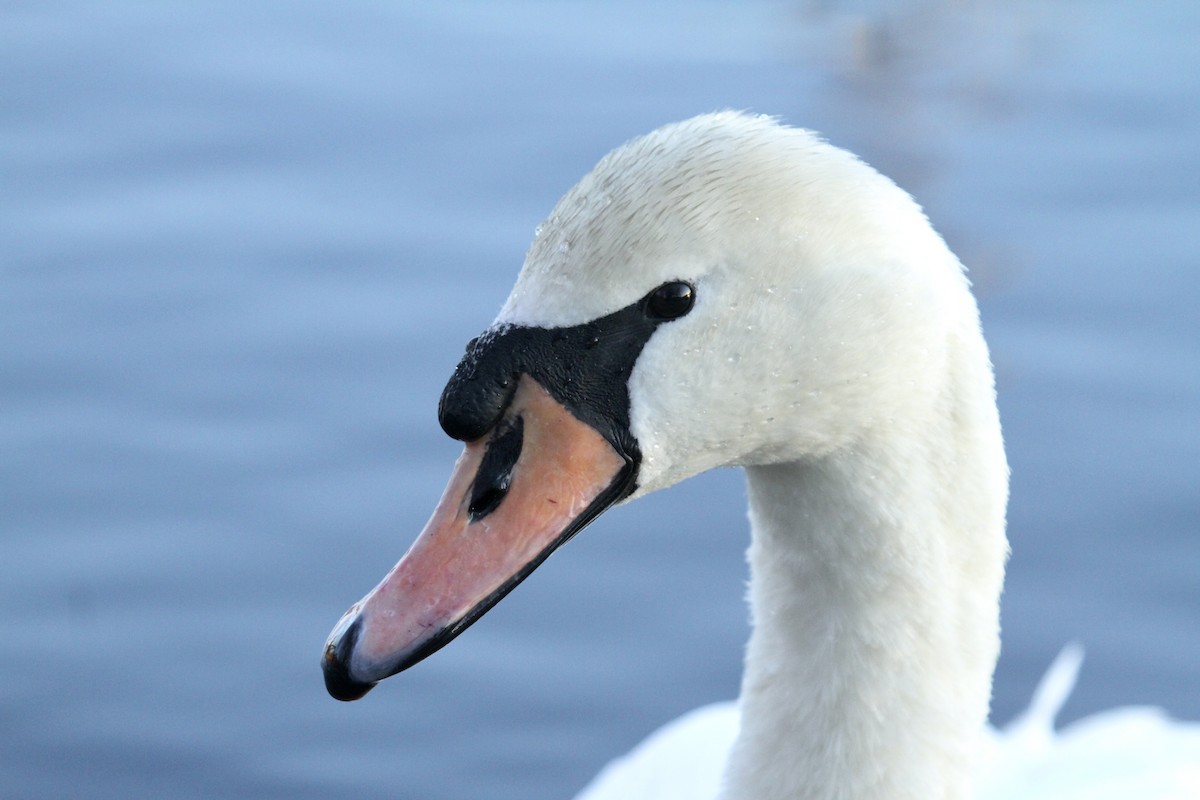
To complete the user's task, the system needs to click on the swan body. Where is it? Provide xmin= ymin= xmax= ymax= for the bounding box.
xmin=577 ymin=646 xmax=1200 ymax=800
xmin=322 ymin=112 xmax=1200 ymax=800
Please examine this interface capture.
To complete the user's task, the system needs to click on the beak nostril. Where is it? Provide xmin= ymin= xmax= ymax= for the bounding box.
xmin=469 ymin=483 xmax=510 ymax=519
xmin=468 ymin=416 xmax=525 ymax=522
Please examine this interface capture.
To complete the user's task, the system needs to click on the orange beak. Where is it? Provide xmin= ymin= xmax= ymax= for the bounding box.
xmin=323 ymin=376 xmax=632 ymax=700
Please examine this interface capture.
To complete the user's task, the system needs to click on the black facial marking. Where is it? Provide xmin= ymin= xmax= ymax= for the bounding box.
xmin=468 ymin=416 xmax=524 ymax=521
xmin=438 ymin=281 xmax=698 ymax=468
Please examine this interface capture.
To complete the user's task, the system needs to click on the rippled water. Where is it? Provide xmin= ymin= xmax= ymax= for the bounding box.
xmin=3 ymin=2 xmax=1197 ymax=798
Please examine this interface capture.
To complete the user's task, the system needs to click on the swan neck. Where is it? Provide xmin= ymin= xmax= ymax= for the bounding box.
xmin=724 ymin=408 xmax=1008 ymax=800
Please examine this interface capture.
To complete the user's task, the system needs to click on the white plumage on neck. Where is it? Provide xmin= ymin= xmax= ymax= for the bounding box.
xmin=732 ymin=426 xmax=1006 ymax=799
xmin=726 ymin=272 xmax=1008 ymax=800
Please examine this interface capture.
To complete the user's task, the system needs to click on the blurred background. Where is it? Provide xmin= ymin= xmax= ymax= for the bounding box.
xmin=2 ymin=1 xmax=1197 ymax=798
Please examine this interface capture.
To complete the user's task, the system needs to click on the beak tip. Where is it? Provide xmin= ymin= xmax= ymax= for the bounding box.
xmin=322 ymin=613 xmax=376 ymax=702
xmin=324 ymin=667 xmax=376 ymax=702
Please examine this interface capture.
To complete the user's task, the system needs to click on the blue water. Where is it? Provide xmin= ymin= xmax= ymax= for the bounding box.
xmin=3 ymin=2 xmax=1197 ymax=798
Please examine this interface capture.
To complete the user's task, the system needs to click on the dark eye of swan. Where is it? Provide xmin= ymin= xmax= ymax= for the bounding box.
xmin=644 ymin=281 xmax=696 ymax=320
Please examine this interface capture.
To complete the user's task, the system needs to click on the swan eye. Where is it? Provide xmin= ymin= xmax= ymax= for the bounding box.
xmin=645 ymin=281 xmax=695 ymax=321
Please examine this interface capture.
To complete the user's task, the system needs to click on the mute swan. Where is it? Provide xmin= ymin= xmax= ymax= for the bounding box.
xmin=322 ymin=112 xmax=1200 ymax=800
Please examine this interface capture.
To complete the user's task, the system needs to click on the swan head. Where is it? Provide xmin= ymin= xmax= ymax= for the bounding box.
xmin=323 ymin=112 xmax=976 ymax=700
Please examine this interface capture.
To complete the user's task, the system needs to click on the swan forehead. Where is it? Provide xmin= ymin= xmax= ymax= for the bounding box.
xmin=496 ymin=112 xmax=867 ymax=328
